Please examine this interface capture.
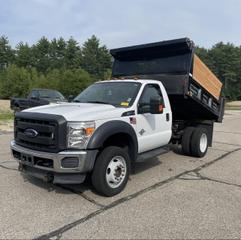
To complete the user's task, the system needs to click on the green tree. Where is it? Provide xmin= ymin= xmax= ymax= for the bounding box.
xmin=49 ymin=37 xmax=66 ymax=69
xmin=81 ymin=35 xmax=112 ymax=79
xmin=15 ymin=42 xmax=34 ymax=68
xmin=64 ymin=37 xmax=82 ymax=69
xmin=0 ymin=36 xmax=14 ymax=70
xmin=0 ymin=65 xmax=31 ymax=98
xmin=58 ymin=68 xmax=93 ymax=97
xmin=32 ymin=37 xmax=51 ymax=73
xmin=33 ymin=69 xmax=60 ymax=90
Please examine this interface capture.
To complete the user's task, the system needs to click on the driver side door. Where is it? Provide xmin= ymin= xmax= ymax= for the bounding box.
xmin=136 ymin=84 xmax=171 ymax=153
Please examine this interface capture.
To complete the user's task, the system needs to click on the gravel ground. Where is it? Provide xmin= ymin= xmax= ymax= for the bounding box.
xmin=0 ymin=120 xmax=13 ymax=133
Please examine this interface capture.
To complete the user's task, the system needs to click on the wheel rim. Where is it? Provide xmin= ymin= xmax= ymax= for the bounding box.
xmin=106 ymin=156 xmax=127 ymax=189
xmin=200 ymin=133 xmax=208 ymax=153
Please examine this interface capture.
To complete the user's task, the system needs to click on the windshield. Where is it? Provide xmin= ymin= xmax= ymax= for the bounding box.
xmin=38 ymin=90 xmax=65 ymax=100
xmin=73 ymin=82 xmax=141 ymax=107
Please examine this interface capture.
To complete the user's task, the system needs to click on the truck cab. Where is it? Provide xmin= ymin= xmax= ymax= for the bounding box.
xmin=71 ymin=79 xmax=172 ymax=153
xmin=11 ymin=79 xmax=172 ymax=196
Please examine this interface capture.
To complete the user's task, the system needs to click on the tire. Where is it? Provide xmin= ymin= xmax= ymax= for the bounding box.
xmin=91 ymin=146 xmax=130 ymax=197
xmin=190 ymin=128 xmax=209 ymax=158
xmin=14 ymin=104 xmax=20 ymax=114
xmin=181 ymin=127 xmax=195 ymax=156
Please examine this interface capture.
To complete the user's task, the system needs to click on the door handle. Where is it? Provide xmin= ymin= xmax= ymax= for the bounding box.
xmin=166 ymin=113 xmax=170 ymax=121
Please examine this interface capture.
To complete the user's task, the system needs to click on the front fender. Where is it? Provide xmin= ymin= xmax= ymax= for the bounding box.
xmin=87 ymin=120 xmax=138 ymax=160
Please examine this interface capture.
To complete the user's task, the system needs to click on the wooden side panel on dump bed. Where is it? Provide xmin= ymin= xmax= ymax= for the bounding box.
xmin=193 ymin=54 xmax=222 ymax=100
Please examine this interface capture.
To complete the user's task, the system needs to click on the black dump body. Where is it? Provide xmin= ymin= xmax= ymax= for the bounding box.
xmin=110 ymin=38 xmax=225 ymax=122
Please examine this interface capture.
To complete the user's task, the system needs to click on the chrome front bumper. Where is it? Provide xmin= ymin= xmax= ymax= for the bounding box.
xmin=10 ymin=140 xmax=98 ymax=175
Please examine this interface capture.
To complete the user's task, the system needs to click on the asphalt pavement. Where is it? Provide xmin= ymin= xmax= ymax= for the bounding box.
xmin=0 ymin=110 xmax=241 ymax=239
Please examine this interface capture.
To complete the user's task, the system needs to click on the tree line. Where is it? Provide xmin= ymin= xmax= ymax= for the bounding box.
xmin=0 ymin=35 xmax=240 ymax=100
xmin=0 ymin=35 xmax=112 ymax=98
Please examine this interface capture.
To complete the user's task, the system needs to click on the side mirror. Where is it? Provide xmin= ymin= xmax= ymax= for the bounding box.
xmin=150 ymin=97 xmax=164 ymax=114
xmin=68 ymin=95 xmax=74 ymax=102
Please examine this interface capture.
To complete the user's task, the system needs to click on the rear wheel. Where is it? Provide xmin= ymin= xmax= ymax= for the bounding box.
xmin=190 ymin=128 xmax=209 ymax=157
xmin=91 ymin=146 xmax=130 ymax=196
xmin=181 ymin=127 xmax=195 ymax=156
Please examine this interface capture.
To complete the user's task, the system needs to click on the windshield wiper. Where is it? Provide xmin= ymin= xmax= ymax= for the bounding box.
xmin=73 ymin=99 xmax=81 ymax=102
xmin=87 ymin=101 xmax=114 ymax=106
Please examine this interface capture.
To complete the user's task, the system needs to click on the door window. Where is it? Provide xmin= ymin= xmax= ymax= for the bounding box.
xmin=29 ymin=90 xmax=39 ymax=99
xmin=138 ymin=84 xmax=164 ymax=113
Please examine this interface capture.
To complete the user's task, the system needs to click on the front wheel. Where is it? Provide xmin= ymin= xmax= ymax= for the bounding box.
xmin=91 ymin=146 xmax=130 ymax=197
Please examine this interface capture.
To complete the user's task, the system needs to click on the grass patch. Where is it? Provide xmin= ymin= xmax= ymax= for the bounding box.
xmin=0 ymin=111 xmax=14 ymax=120
xmin=225 ymin=106 xmax=241 ymax=110
xmin=225 ymin=101 xmax=241 ymax=110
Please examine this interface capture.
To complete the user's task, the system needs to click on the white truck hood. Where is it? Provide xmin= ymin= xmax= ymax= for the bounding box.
xmin=24 ymin=103 xmax=126 ymax=121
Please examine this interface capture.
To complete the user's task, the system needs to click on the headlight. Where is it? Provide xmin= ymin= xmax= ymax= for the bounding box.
xmin=67 ymin=121 xmax=95 ymax=149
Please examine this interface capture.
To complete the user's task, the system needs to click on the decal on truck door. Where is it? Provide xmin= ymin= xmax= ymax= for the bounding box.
xmin=139 ymin=129 xmax=145 ymax=135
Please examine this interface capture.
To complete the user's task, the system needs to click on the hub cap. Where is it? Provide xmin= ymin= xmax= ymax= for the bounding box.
xmin=106 ymin=156 xmax=127 ymax=188
xmin=200 ymin=133 xmax=208 ymax=153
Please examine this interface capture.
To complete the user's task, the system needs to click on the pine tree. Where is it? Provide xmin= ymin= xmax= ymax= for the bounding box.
xmin=0 ymin=36 xmax=14 ymax=70
xmin=81 ymin=35 xmax=112 ymax=79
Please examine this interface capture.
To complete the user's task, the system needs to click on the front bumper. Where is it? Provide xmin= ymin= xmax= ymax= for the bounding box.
xmin=10 ymin=140 xmax=98 ymax=184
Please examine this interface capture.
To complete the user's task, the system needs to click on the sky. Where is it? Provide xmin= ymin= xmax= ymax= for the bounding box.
xmin=0 ymin=0 xmax=241 ymax=49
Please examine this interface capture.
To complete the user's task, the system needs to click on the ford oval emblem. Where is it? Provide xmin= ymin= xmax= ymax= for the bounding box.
xmin=24 ymin=128 xmax=38 ymax=138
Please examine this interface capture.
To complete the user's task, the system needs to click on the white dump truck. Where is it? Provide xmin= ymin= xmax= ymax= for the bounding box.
xmin=11 ymin=38 xmax=224 ymax=196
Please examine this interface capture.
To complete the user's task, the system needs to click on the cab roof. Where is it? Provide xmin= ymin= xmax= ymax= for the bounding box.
xmin=98 ymin=79 xmax=161 ymax=85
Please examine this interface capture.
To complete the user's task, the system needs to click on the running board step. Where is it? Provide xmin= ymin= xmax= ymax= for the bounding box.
xmin=136 ymin=145 xmax=170 ymax=162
